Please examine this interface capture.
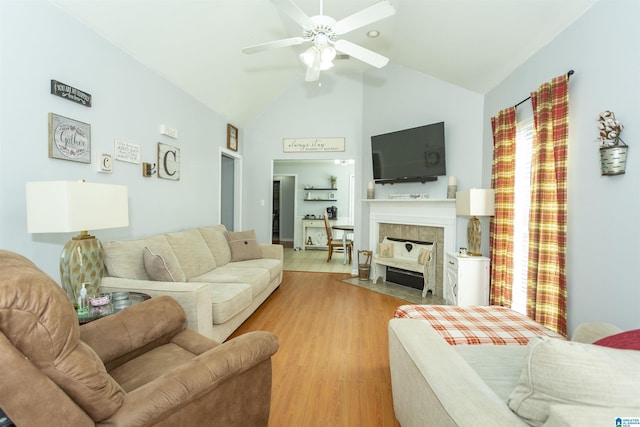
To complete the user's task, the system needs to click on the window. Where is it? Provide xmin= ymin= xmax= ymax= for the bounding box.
xmin=511 ymin=107 xmax=534 ymax=314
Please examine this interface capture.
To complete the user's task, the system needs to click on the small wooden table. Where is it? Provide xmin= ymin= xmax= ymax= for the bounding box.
xmin=332 ymin=224 xmax=354 ymax=264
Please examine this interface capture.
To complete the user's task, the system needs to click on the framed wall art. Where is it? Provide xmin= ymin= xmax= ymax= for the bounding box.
xmin=158 ymin=142 xmax=180 ymax=180
xmin=227 ymin=123 xmax=238 ymax=151
xmin=48 ymin=113 xmax=91 ymax=163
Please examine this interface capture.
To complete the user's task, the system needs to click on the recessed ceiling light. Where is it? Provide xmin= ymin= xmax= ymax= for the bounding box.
xmin=367 ymin=30 xmax=380 ymax=38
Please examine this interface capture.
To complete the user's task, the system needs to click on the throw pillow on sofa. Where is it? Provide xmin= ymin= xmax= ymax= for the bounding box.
xmin=507 ymin=335 xmax=640 ymax=426
xmin=593 ymin=329 xmax=640 ymax=350
xmin=225 ymin=230 xmax=262 ymax=261
xmin=143 ymin=246 xmax=186 ymax=282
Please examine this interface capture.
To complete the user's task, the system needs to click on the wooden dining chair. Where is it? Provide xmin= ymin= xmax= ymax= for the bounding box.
xmin=323 ymin=212 xmax=353 ymax=263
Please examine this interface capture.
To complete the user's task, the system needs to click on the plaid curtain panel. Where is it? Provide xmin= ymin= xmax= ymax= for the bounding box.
xmin=489 ymin=107 xmax=517 ymax=307
xmin=528 ymin=74 xmax=569 ymax=336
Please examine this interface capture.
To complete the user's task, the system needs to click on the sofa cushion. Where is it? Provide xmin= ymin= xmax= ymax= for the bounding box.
xmin=229 ymin=258 xmax=282 ymax=283
xmin=542 ymin=404 xmax=640 ymax=427
xmin=225 ymin=230 xmax=262 ymax=261
xmin=143 ymin=245 xmax=186 ymax=282
xmin=454 ymin=344 xmax=529 ymax=401
xmin=208 ymin=283 xmax=252 ymax=324
xmin=192 ymin=265 xmax=270 ymax=297
xmin=165 ymin=229 xmax=217 ymax=280
xmin=507 ymin=336 xmax=640 ymax=426
xmin=199 ymin=225 xmax=232 ymax=266
xmin=593 ymin=329 xmax=640 ymax=350
xmin=103 ymin=234 xmax=170 ymax=280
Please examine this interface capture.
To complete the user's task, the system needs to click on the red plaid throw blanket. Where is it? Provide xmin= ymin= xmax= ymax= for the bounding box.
xmin=393 ymin=305 xmax=565 ymax=345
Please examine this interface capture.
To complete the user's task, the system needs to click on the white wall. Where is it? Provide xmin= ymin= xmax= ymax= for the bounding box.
xmin=484 ymin=0 xmax=640 ymax=332
xmin=243 ymin=72 xmax=364 ymax=249
xmin=243 ymin=65 xmax=486 ymax=261
xmin=0 ymin=1 xmax=228 ymax=280
xmin=361 ymin=65 xmax=485 ymax=252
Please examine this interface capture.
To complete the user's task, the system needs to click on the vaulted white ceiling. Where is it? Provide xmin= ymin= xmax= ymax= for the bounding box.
xmin=52 ymin=0 xmax=596 ymax=127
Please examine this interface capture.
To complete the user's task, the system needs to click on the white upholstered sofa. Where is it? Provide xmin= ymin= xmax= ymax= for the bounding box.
xmin=389 ymin=312 xmax=640 ymax=426
xmin=100 ymin=225 xmax=282 ymax=343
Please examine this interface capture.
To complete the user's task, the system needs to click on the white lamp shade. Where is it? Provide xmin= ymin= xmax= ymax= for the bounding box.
xmin=456 ymin=189 xmax=495 ymax=217
xmin=26 ymin=181 xmax=129 ymax=233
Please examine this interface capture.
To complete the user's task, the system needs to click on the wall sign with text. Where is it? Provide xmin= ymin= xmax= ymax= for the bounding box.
xmin=114 ymin=139 xmax=141 ymax=164
xmin=283 ymin=138 xmax=345 ymax=153
xmin=50 ymin=80 xmax=92 ymax=107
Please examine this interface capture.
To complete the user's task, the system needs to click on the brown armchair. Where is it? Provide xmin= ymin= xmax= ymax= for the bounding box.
xmin=0 ymin=250 xmax=278 ymax=426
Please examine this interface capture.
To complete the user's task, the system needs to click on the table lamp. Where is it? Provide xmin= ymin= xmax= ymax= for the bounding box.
xmin=26 ymin=181 xmax=129 ymax=303
xmin=456 ymin=189 xmax=495 ymax=256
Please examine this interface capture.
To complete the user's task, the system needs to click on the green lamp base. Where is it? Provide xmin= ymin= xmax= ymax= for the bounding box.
xmin=59 ymin=231 xmax=104 ymax=303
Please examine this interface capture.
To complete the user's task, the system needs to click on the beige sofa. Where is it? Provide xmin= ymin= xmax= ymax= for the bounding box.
xmin=101 ymin=225 xmax=283 ymax=343
xmin=389 ymin=317 xmax=640 ymax=426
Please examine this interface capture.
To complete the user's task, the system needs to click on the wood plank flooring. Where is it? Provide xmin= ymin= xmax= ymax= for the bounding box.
xmin=229 ymin=271 xmax=405 ymax=427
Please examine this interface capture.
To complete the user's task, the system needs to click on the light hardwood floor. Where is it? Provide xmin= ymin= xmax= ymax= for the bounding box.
xmin=229 ymin=271 xmax=405 ymax=427
xmin=283 ymin=247 xmax=354 ymax=274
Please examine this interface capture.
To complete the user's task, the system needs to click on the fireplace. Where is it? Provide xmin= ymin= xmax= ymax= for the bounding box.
xmin=367 ymin=199 xmax=456 ymax=297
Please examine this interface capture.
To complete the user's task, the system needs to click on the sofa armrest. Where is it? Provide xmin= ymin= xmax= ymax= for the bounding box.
xmin=100 ymin=277 xmax=214 ymax=340
xmin=99 ymin=331 xmax=279 ymax=426
xmin=389 ymin=319 xmax=528 ymax=426
xmin=571 ymin=322 xmax=623 ymax=343
xmin=260 ymin=243 xmax=283 ymax=261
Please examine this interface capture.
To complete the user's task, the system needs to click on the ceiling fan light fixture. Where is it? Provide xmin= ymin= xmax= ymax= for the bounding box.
xmin=320 ymin=45 xmax=336 ymax=63
xmin=319 ymin=60 xmax=334 ymax=71
xmin=300 ymin=45 xmax=334 ymax=71
xmin=300 ymin=46 xmax=319 ymax=67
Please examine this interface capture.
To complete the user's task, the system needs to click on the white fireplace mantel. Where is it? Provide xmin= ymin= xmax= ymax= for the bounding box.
xmin=365 ymin=199 xmax=457 ymax=254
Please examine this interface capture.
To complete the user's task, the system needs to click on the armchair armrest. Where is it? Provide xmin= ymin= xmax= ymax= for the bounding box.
xmin=81 ymin=296 xmax=187 ymax=368
xmin=98 ymin=331 xmax=279 ymax=426
xmin=100 ymin=277 xmax=214 ymax=339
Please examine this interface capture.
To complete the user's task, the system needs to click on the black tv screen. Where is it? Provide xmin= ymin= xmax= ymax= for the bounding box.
xmin=371 ymin=121 xmax=446 ymax=183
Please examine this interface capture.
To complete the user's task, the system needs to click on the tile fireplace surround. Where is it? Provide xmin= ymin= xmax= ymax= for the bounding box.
xmin=366 ymin=199 xmax=456 ymax=297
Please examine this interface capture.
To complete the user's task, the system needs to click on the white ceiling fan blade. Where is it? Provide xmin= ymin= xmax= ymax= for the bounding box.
xmin=333 ymin=1 xmax=395 ymax=35
xmin=334 ymin=39 xmax=389 ymax=68
xmin=242 ymin=37 xmax=307 ymax=54
xmin=271 ymin=0 xmax=314 ymax=29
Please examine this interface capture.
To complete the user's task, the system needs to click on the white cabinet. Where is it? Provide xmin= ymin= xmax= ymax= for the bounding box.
xmin=301 ymin=219 xmax=335 ymax=250
xmin=444 ymin=252 xmax=490 ymax=306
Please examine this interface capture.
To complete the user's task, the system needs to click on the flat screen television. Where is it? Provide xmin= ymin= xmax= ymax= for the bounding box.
xmin=371 ymin=121 xmax=446 ymax=184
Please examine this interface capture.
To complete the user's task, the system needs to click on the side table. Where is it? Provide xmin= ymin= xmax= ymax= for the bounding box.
xmin=444 ymin=252 xmax=490 ymax=306
xmin=78 ymin=291 xmax=150 ymax=324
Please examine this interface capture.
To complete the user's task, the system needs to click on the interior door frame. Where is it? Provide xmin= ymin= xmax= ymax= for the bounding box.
xmin=271 ymin=173 xmax=298 ymax=247
xmin=219 ymin=147 xmax=242 ymax=230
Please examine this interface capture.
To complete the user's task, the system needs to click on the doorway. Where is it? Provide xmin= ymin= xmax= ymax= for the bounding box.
xmin=272 ymin=175 xmax=296 ymax=247
xmin=272 ymin=159 xmax=355 ymax=251
xmin=220 ymin=150 xmax=242 ymax=231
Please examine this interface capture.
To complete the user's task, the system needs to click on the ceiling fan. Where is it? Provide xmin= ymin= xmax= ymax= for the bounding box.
xmin=242 ymin=0 xmax=395 ymax=82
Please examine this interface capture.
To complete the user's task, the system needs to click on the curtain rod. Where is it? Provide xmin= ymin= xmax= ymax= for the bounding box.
xmin=514 ymin=69 xmax=574 ymax=109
